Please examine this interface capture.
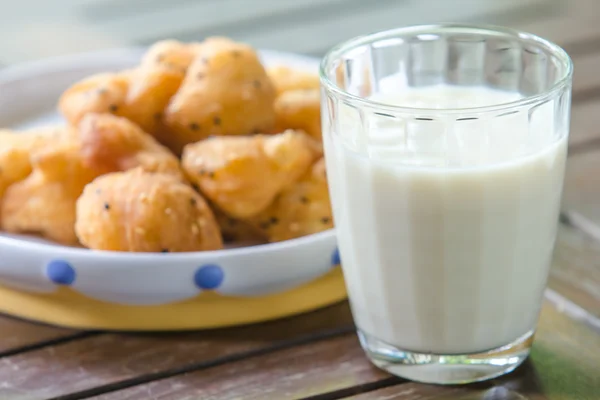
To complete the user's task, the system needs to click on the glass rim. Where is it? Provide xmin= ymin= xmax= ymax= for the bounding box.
xmin=319 ymin=23 xmax=574 ymax=115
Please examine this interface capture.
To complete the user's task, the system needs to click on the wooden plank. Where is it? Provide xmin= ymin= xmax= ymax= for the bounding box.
xmin=347 ymin=299 xmax=600 ymax=400
xmin=90 ymin=296 xmax=600 ymax=400
xmin=0 ymin=315 xmax=80 ymax=355
xmin=346 ymin=382 xmax=516 ymax=400
xmin=563 ymin=150 xmax=600 ymax=227
xmin=572 ymin=53 xmax=600 ymax=97
xmin=0 ymin=0 xmax=559 ymax=64
xmin=517 ymin=0 xmax=600 ymax=54
xmin=549 ymin=224 xmax=600 ymax=320
xmin=93 ymin=334 xmax=391 ymax=400
xmin=8 ymin=0 xmax=600 ymax=65
xmin=80 ymin=0 xmax=208 ymax=21
xmin=569 ymin=99 xmax=600 ymax=147
xmin=232 ymin=0 xmax=549 ymax=56
xmin=0 ymin=303 xmax=352 ymax=399
xmin=84 ymin=0 xmax=346 ymax=43
xmin=558 ymin=53 xmax=600 ymax=146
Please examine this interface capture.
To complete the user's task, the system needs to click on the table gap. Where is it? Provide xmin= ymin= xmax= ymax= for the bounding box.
xmin=47 ymin=325 xmax=354 ymax=400
xmin=0 ymin=331 xmax=98 ymax=359
xmin=298 ymin=376 xmax=403 ymax=400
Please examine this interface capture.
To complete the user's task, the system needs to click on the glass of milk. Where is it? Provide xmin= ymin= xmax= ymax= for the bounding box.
xmin=320 ymin=24 xmax=573 ymax=384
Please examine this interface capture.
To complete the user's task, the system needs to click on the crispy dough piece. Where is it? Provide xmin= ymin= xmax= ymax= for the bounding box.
xmin=78 ymin=113 xmax=182 ymax=178
xmin=0 ymin=127 xmax=75 ymax=228
xmin=0 ymin=127 xmax=65 ymax=198
xmin=249 ymin=158 xmax=333 ymax=242
xmin=163 ymin=37 xmax=276 ymax=154
xmin=75 ymin=168 xmax=222 ymax=252
xmin=124 ymin=40 xmax=199 ymax=134
xmin=211 ymin=205 xmax=266 ymax=245
xmin=267 ymin=66 xmax=320 ymax=94
xmin=1 ymin=139 xmax=102 ymax=244
xmin=58 ymin=72 xmax=130 ymax=126
xmin=182 ymin=130 xmax=322 ymax=219
xmin=274 ymin=89 xmax=321 ymax=140
xmin=59 ymin=41 xmax=199 ymax=136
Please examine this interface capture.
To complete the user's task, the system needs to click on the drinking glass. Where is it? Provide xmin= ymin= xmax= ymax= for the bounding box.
xmin=319 ymin=24 xmax=573 ymax=384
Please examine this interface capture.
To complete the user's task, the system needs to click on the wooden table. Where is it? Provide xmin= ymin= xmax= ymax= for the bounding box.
xmin=1 ymin=0 xmax=600 ymax=399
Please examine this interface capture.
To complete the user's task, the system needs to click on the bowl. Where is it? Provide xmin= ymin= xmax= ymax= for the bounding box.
xmin=0 ymin=48 xmax=345 ymax=330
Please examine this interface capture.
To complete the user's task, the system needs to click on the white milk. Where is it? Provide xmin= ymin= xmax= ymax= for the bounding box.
xmin=324 ymin=85 xmax=567 ymax=354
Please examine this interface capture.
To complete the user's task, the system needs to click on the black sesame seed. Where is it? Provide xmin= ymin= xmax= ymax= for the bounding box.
xmin=197 ymin=73 xmax=204 ymax=79
xmin=252 ymin=128 xmax=261 ymax=134
xmin=270 ymin=217 xmax=279 ymax=225
xmin=190 ymin=198 xmax=197 ymax=206
xmin=213 ymin=116 xmax=221 ymax=126
xmin=253 ymin=80 xmax=261 ymax=89
xmin=260 ymin=221 xmax=270 ymax=229
xmin=300 ymin=196 xmax=309 ymax=204
xmin=321 ymin=217 xmax=330 ymax=224
xmin=199 ymin=169 xmax=206 ymax=175
xmin=109 ymin=104 xmax=118 ymax=113
xmin=190 ymin=122 xmax=199 ymax=131
xmin=232 ymin=50 xmax=241 ymax=58
xmin=104 ymin=203 xmax=110 ymax=211
xmin=208 ymin=172 xmax=215 ymax=179
xmin=153 ymin=112 xmax=162 ymax=121
xmin=161 ymin=248 xmax=169 ymax=253
xmin=191 ymin=183 xmax=200 ymax=191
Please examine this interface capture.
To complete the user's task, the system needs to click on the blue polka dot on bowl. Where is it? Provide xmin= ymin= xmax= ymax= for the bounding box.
xmin=46 ymin=260 xmax=76 ymax=285
xmin=331 ymin=248 xmax=341 ymax=267
xmin=194 ymin=264 xmax=224 ymax=290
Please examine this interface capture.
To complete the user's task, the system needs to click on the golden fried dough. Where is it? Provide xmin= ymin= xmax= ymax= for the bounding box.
xmin=163 ymin=38 xmax=276 ymax=154
xmin=1 ymin=140 xmax=102 ymax=244
xmin=267 ymin=66 xmax=320 ymax=94
xmin=0 ymin=129 xmax=46 ymax=197
xmin=0 ymin=127 xmax=72 ymax=204
xmin=182 ymin=130 xmax=322 ymax=219
xmin=78 ymin=113 xmax=182 ymax=178
xmin=274 ymin=89 xmax=321 ymax=140
xmin=75 ymin=168 xmax=222 ymax=252
xmin=249 ymin=158 xmax=333 ymax=242
xmin=124 ymin=40 xmax=199 ymax=134
xmin=211 ymin=205 xmax=266 ymax=245
xmin=59 ymin=41 xmax=198 ymax=137
xmin=59 ymin=72 xmax=130 ymax=126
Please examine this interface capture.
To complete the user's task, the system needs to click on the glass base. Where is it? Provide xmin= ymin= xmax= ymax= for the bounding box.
xmin=358 ymin=329 xmax=533 ymax=385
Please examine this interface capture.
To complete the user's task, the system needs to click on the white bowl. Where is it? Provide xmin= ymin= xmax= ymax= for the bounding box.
xmin=0 ymin=48 xmax=339 ymax=306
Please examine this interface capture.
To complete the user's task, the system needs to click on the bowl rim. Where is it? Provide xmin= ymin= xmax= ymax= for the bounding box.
xmin=0 ymin=46 xmax=335 ymax=260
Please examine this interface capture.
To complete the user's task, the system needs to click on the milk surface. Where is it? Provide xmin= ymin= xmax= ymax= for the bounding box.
xmin=324 ymin=85 xmax=567 ymax=354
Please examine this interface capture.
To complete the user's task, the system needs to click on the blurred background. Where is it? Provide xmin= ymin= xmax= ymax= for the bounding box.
xmin=0 ymin=0 xmax=592 ymax=65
